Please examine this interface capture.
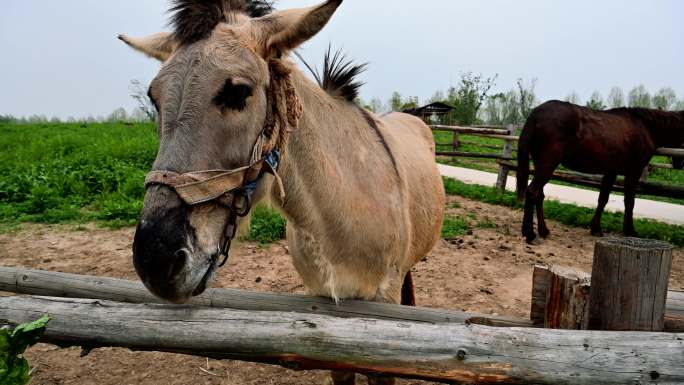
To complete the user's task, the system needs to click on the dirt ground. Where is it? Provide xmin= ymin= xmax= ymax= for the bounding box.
xmin=1 ymin=195 xmax=682 ymax=385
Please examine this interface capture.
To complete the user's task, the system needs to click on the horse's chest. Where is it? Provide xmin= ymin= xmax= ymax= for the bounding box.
xmin=287 ymin=226 xmax=399 ymax=302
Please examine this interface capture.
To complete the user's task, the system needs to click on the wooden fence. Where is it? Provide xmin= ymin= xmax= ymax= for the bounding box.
xmin=431 ymin=124 xmax=684 ymax=198
xmin=1 ymin=237 xmax=684 ymax=384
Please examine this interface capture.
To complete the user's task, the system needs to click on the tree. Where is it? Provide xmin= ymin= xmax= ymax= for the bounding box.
xmin=130 ymin=80 xmax=157 ymax=122
xmin=390 ymin=91 xmax=403 ymax=112
xmin=107 ymin=108 xmax=128 ymax=122
xmin=677 ymin=100 xmax=684 ymax=111
xmin=516 ymin=78 xmax=537 ymax=121
xmin=628 ymin=85 xmax=651 ymax=108
xmin=652 ymin=87 xmax=677 ymax=110
xmin=368 ymin=97 xmax=385 ymax=114
xmin=446 ymin=72 xmax=497 ymax=125
xmin=428 ymin=90 xmax=445 ymax=104
xmin=565 ymin=92 xmax=581 ymax=105
xmin=586 ymin=91 xmax=606 ymax=110
xmin=400 ymin=96 xmax=420 ymax=111
xmin=607 ymin=87 xmax=625 ymax=108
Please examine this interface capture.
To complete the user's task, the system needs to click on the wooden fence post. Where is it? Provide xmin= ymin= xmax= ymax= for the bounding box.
xmin=495 ymin=124 xmax=515 ymax=192
xmin=588 ymin=237 xmax=673 ymax=332
xmin=451 ymin=129 xmax=460 ymax=163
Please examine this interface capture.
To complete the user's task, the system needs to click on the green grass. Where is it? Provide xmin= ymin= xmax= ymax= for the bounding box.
xmin=0 ymin=122 xmax=157 ymax=227
xmin=441 ymin=215 xmax=471 ymax=239
xmin=443 ymin=177 xmax=684 ymax=247
xmin=248 ymin=205 xmax=287 ymax=245
xmin=0 ymin=122 xmax=680 ymax=247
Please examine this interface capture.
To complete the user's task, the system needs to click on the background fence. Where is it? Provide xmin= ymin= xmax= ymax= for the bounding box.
xmin=431 ymin=124 xmax=684 ymax=199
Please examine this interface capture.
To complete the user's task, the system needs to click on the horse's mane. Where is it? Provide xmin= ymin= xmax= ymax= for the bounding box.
xmin=296 ymin=46 xmax=367 ymax=102
xmin=170 ymin=0 xmax=275 ymax=45
xmin=609 ymin=107 xmax=683 ymax=129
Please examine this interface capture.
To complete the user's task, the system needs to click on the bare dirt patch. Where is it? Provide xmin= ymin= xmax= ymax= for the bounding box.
xmin=1 ymin=196 xmax=682 ymax=385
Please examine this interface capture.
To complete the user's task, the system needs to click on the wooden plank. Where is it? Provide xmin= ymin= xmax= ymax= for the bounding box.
xmin=430 ymin=125 xmax=509 ymax=136
xmin=531 ymin=265 xmax=684 ymax=332
xmin=436 ymin=151 xmax=515 ymax=160
xmin=588 ymin=238 xmax=673 ymax=332
xmin=2 ymin=296 xmax=683 ymax=385
xmin=656 ymin=148 xmax=684 ymax=158
xmin=495 ymin=125 xmax=516 ymax=192
xmin=0 ymin=266 xmax=532 ymax=328
xmin=499 ymin=159 xmax=684 ymax=199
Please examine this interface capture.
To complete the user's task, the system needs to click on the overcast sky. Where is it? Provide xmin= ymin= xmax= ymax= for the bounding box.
xmin=1 ymin=0 xmax=682 ymax=119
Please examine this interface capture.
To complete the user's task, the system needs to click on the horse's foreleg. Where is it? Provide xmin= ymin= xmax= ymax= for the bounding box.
xmin=536 ymin=191 xmax=550 ymax=239
xmin=622 ymin=174 xmax=639 ymax=237
xmin=522 ymin=184 xmax=537 ymax=243
xmin=590 ymin=174 xmax=617 ymax=236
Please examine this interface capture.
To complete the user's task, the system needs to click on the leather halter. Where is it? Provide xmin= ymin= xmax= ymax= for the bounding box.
xmin=142 ymin=58 xmax=300 ymax=268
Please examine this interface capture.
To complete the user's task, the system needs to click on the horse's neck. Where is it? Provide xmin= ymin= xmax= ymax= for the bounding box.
xmin=273 ymin=68 xmax=378 ymax=226
xmin=643 ymin=111 xmax=684 ymax=148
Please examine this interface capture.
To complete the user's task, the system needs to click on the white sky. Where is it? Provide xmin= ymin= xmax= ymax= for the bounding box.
xmin=1 ymin=0 xmax=682 ymax=118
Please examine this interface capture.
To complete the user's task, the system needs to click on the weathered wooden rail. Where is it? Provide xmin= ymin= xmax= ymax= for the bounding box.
xmin=430 ymin=124 xmax=684 ymax=196
xmin=2 ymin=238 xmax=684 ymax=384
xmin=0 ymin=267 xmax=531 ymax=327
xmin=2 ymin=295 xmax=683 ymax=384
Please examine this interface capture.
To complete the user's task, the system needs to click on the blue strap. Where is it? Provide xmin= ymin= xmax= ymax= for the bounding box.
xmin=242 ymin=149 xmax=281 ymax=198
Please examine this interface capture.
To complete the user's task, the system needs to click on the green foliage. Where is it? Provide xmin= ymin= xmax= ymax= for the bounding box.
xmin=248 ymin=205 xmax=287 ymax=244
xmin=441 ymin=215 xmax=471 ymax=238
xmin=0 ymin=122 xmax=157 ymax=227
xmin=0 ymin=315 xmax=50 ymax=385
xmin=586 ymin=91 xmax=606 ymax=110
xmin=442 ymin=177 xmax=684 ymax=246
xmin=446 ymin=72 xmax=497 ymax=125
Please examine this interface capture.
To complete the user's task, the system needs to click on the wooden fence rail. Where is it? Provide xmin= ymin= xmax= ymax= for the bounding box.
xmin=0 ymin=266 xmax=530 ymax=327
xmin=430 ymin=124 xmax=684 ymax=197
xmin=2 ymin=295 xmax=684 ymax=384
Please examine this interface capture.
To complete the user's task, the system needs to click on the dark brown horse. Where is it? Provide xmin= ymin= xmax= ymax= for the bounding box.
xmin=516 ymin=100 xmax=684 ymax=244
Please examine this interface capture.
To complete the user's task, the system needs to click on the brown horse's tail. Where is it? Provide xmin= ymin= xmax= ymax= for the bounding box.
xmin=516 ymin=121 xmax=533 ymax=202
xmin=401 ymin=271 xmax=416 ymax=306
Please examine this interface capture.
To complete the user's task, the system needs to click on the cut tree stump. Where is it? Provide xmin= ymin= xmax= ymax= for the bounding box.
xmin=544 ymin=265 xmax=591 ymax=330
xmin=588 ymin=238 xmax=673 ymax=332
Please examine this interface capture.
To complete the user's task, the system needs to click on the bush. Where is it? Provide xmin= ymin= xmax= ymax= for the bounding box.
xmin=248 ymin=205 xmax=287 ymax=244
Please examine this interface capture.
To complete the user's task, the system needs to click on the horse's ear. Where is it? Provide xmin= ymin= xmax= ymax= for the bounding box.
xmin=252 ymin=0 xmax=342 ymax=57
xmin=118 ymin=32 xmax=178 ymax=62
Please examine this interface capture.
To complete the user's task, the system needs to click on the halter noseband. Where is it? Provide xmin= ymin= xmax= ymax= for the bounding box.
xmin=142 ymin=58 xmax=301 ymax=268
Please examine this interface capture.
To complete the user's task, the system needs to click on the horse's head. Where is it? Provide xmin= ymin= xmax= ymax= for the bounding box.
xmin=121 ymin=0 xmax=342 ymax=303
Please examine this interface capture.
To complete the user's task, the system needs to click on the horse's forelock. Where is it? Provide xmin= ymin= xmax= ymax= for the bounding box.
xmin=170 ymin=0 xmax=275 ymax=45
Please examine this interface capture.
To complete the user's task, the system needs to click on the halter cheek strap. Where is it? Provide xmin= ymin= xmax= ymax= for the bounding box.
xmin=142 ymin=58 xmax=301 ymax=268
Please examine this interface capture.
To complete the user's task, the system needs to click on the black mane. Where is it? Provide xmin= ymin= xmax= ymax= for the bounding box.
xmin=298 ymin=46 xmax=367 ymax=102
xmin=610 ymin=107 xmax=683 ymax=130
xmin=170 ymin=0 xmax=275 ymax=45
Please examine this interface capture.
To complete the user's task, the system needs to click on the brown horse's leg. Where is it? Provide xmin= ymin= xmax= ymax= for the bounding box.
xmin=622 ymin=173 xmax=639 ymax=237
xmin=331 ymin=371 xmax=356 ymax=385
xmin=590 ymin=174 xmax=617 ymax=236
xmin=536 ymin=191 xmax=550 ymax=239
xmin=523 ymin=173 xmax=551 ymax=244
xmin=401 ymin=271 xmax=416 ymax=306
xmin=521 ymin=183 xmax=537 ymax=243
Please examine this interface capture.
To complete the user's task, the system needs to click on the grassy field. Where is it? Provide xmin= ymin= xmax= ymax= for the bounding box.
xmin=0 ymin=122 xmax=681 ymax=246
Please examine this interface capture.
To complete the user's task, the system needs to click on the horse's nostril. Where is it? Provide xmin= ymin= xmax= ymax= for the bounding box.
xmin=169 ymin=249 xmax=189 ymax=279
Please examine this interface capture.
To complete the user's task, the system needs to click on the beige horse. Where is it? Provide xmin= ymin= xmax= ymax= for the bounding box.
xmin=121 ymin=1 xmax=445 ymax=384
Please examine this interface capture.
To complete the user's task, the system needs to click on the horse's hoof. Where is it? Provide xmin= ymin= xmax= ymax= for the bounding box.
xmin=590 ymin=229 xmax=604 ymax=237
xmin=539 ymin=229 xmax=550 ymax=239
xmin=525 ymin=235 xmax=541 ymax=245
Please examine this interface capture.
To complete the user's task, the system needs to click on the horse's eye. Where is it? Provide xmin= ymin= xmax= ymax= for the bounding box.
xmin=213 ymin=80 xmax=253 ymax=111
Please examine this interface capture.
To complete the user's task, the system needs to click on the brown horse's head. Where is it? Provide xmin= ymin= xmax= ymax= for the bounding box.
xmin=120 ymin=0 xmax=342 ymax=303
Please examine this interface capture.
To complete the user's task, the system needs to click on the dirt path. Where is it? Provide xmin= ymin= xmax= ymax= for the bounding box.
xmin=1 ymin=196 xmax=682 ymax=385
